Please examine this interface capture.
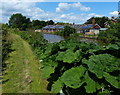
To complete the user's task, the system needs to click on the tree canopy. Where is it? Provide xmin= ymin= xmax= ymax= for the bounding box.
xmin=31 ymin=20 xmax=47 ymax=29
xmin=8 ymin=13 xmax=55 ymax=30
xmin=8 ymin=13 xmax=31 ymax=30
xmin=98 ymin=19 xmax=120 ymax=44
xmin=47 ymin=20 xmax=54 ymax=25
xmin=63 ymin=25 xmax=76 ymax=37
xmin=85 ymin=16 xmax=110 ymax=28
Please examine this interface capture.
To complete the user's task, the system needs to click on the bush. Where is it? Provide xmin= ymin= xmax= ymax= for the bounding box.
xmin=98 ymin=19 xmax=120 ymax=44
xmin=63 ymin=25 xmax=76 ymax=37
xmin=37 ymin=39 xmax=120 ymax=94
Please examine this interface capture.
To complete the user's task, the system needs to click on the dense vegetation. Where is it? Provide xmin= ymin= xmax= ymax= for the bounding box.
xmin=54 ymin=25 xmax=76 ymax=37
xmin=2 ymin=25 xmax=12 ymax=70
xmin=8 ymin=13 xmax=55 ymax=30
xmin=14 ymin=30 xmax=48 ymax=50
xmin=98 ymin=19 xmax=120 ymax=44
xmin=34 ymin=38 xmax=120 ymax=94
xmin=9 ymin=14 xmax=31 ymax=31
xmin=2 ymin=13 xmax=120 ymax=94
xmin=85 ymin=16 xmax=111 ymax=28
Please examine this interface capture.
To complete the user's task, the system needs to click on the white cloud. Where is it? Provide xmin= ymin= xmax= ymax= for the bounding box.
xmin=1 ymin=2 xmax=103 ymax=24
xmin=56 ymin=2 xmax=90 ymax=12
xmin=1 ymin=2 xmax=44 ymax=22
xmin=88 ymin=13 xmax=103 ymax=17
xmin=1 ymin=0 xmax=45 ymax=2
xmin=109 ymin=11 xmax=118 ymax=16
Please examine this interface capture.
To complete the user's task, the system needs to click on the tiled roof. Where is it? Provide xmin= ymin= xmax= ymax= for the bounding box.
xmin=81 ymin=24 xmax=92 ymax=29
xmin=43 ymin=24 xmax=101 ymax=30
xmin=43 ymin=25 xmax=64 ymax=29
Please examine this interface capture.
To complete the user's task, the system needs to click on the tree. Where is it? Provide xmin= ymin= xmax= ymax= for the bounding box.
xmin=8 ymin=13 xmax=31 ymax=30
xmin=47 ymin=20 xmax=54 ymax=25
xmin=32 ymin=20 xmax=47 ymax=29
xmin=86 ymin=16 xmax=110 ymax=28
xmin=63 ymin=25 xmax=76 ymax=37
xmin=98 ymin=19 xmax=120 ymax=44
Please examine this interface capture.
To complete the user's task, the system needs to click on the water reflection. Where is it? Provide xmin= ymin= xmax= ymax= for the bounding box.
xmin=43 ymin=33 xmax=103 ymax=45
xmin=43 ymin=33 xmax=64 ymax=43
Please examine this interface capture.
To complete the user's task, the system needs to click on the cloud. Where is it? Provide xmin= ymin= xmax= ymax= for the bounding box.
xmin=109 ymin=11 xmax=118 ymax=16
xmin=56 ymin=2 xmax=90 ymax=12
xmin=88 ymin=13 xmax=103 ymax=17
xmin=1 ymin=0 xmax=45 ymax=2
xmin=1 ymin=2 xmax=103 ymax=24
xmin=1 ymin=2 xmax=44 ymax=22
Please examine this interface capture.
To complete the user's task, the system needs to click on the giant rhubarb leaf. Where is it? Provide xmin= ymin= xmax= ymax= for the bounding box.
xmin=60 ymin=66 xmax=86 ymax=88
xmin=84 ymin=72 xmax=101 ymax=93
xmin=103 ymin=72 xmax=119 ymax=88
xmin=82 ymin=54 xmax=119 ymax=79
xmin=52 ymin=78 xmax=64 ymax=93
xmin=56 ymin=49 xmax=82 ymax=63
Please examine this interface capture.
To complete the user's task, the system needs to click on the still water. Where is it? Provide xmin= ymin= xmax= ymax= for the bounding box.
xmin=43 ymin=33 xmax=64 ymax=43
xmin=43 ymin=33 xmax=100 ymax=45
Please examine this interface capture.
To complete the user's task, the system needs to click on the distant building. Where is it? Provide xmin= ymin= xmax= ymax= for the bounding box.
xmin=72 ymin=23 xmax=101 ymax=35
xmin=42 ymin=18 xmax=107 ymax=35
xmin=42 ymin=25 xmax=64 ymax=32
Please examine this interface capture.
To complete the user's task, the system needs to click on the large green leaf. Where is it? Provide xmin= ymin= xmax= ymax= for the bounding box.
xmin=97 ymin=89 xmax=110 ymax=95
xmin=103 ymin=72 xmax=119 ymax=88
xmin=106 ymin=44 xmax=119 ymax=50
xmin=41 ymin=66 xmax=55 ymax=78
xmin=60 ymin=66 xmax=86 ymax=88
xmin=56 ymin=49 xmax=82 ymax=63
xmin=88 ymin=45 xmax=106 ymax=54
xmin=83 ymin=54 xmax=120 ymax=78
xmin=52 ymin=78 xmax=64 ymax=93
xmin=63 ymin=49 xmax=77 ymax=63
xmin=84 ymin=72 xmax=101 ymax=93
xmin=41 ymin=60 xmax=58 ymax=78
xmin=56 ymin=52 xmax=64 ymax=61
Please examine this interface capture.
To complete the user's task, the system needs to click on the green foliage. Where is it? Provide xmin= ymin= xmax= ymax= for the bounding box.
xmin=31 ymin=20 xmax=47 ymax=29
xmin=36 ymin=39 xmax=120 ymax=94
xmin=47 ymin=20 xmax=54 ymax=25
xmin=52 ymin=78 xmax=64 ymax=93
xmin=2 ymin=25 xmax=12 ymax=70
xmin=41 ymin=60 xmax=58 ymax=78
xmin=86 ymin=16 xmax=110 ymax=28
xmin=60 ymin=66 xmax=86 ymax=88
xmin=54 ymin=25 xmax=76 ymax=37
xmin=103 ymin=72 xmax=119 ymax=88
xmin=9 ymin=13 xmax=31 ymax=30
xmin=14 ymin=31 xmax=48 ymax=49
xmin=98 ymin=19 xmax=120 ymax=44
xmin=84 ymin=72 xmax=101 ymax=93
xmin=63 ymin=25 xmax=76 ymax=37
xmin=82 ymin=54 xmax=120 ymax=78
xmin=56 ymin=22 xmax=69 ymax=25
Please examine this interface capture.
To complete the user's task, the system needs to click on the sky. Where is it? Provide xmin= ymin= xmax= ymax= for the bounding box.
xmin=1 ymin=0 xmax=119 ymax=24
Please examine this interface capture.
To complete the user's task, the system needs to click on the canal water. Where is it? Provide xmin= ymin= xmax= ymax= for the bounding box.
xmin=43 ymin=33 xmax=101 ymax=45
xmin=43 ymin=33 xmax=64 ymax=43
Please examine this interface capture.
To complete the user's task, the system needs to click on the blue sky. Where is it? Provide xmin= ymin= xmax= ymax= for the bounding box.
xmin=36 ymin=2 xmax=118 ymax=16
xmin=1 ymin=1 xmax=119 ymax=24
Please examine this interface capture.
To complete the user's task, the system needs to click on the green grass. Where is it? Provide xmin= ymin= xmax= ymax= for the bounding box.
xmin=2 ymin=33 xmax=50 ymax=93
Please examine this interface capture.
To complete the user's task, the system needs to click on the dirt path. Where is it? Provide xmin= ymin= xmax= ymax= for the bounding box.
xmin=2 ymin=33 xmax=49 ymax=93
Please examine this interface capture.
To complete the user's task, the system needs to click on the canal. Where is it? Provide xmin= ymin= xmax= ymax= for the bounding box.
xmin=43 ymin=33 xmax=101 ymax=45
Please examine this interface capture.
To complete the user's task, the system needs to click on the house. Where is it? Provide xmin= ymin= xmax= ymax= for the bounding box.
xmin=76 ymin=19 xmax=108 ymax=35
xmin=42 ymin=25 xmax=64 ymax=32
xmin=42 ymin=18 xmax=107 ymax=34
xmin=73 ymin=24 xmax=101 ymax=35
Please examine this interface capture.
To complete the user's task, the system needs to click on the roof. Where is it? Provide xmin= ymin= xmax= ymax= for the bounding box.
xmin=43 ymin=25 xmax=64 ymax=30
xmin=81 ymin=24 xmax=92 ymax=29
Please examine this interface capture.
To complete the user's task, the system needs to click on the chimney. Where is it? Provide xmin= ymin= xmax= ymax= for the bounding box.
xmin=92 ymin=18 xmax=95 ymax=28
